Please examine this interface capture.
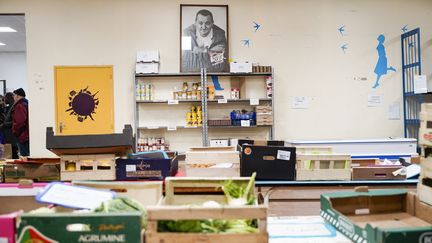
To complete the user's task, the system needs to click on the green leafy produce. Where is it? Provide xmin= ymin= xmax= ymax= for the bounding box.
xmin=93 ymin=197 xmax=147 ymax=228
xmin=222 ymin=172 xmax=256 ymax=206
xmin=158 ymin=173 xmax=260 ymax=234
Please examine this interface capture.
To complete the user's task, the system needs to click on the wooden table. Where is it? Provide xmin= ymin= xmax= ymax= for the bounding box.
xmin=256 ymin=179 xmax=418 ymax=216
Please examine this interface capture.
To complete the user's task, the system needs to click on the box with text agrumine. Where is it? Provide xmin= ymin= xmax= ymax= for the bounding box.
xmin=240 ymin=145 xmax=296 ymax=180
xmin=16 ymin=213 xmax=142 ymax=243
xmin=321 ymin=188 xmax=432 ymax=243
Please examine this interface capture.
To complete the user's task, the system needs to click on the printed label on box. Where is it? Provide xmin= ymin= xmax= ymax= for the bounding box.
xmin=126 ymin=171 xmax=162 ymax=178
xmin=250 ymin=98 xmax=260 ymax=106
xmin=126 ymin=165 xmax=136 ymax=172
xmin=241 ymin=120 xmax=251 ymax=127
xmin=277 ymin=150 xmax=291 ymax=160
xmin=218 ymin=98 xmax=228 ymax=104
xmin=168 ymin=99 xmax=179 ymax=105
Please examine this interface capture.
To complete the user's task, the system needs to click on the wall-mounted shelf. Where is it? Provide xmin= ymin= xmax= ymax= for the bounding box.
xmin=134 ymin=68 xmax=274 ymax=152
xmin=136 ymin=98 xmax=272 ymax=104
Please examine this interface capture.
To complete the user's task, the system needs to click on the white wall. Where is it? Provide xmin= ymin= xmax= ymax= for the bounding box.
xmin=1 ymin=0 xmax=432 ymax=156
xmin=0 ymin=52 xmax=27 ymax=93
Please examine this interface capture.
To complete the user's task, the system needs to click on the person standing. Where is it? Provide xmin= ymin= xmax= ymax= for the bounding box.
xmin=0 ymin=92 xmax=19 ymax=158
xmin=11 ymin=88 xmax=29 ymax=157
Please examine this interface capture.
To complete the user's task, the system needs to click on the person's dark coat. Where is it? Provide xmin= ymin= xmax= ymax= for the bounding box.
xmin=0 ymin=104 xmax=17 ymax=144
xmin=12 ymin=98 xmax=29 ymax=143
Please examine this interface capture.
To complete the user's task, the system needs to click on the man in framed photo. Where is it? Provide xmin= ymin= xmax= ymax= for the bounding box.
xmin=182 ymin=9 xmax=228 ymax=72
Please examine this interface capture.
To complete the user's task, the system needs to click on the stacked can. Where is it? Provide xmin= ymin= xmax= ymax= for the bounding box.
xmin=137 ymin=137 xmax=169 ymax=152
xmin=266 ymin=76 xmax=273 ymax=98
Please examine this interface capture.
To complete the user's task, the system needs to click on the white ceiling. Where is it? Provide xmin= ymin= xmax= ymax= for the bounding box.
xmin=0 ymin=15 xmax=26 ymax=52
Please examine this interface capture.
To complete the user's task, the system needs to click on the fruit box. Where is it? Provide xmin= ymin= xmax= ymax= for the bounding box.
xmin=321 ymin=188 xmax=432 ymax=243
xmin=116 ymin=156 xmax=178 ymax=180
xmin=145 ymin=177 xmax=268 ymax=243
xmin=3 ymin=162 xmax=60 ymax=182
xmin=16 ymin=212 xmax=142 ymax=243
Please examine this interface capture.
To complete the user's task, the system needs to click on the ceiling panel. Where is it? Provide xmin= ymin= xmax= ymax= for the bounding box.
xmin=0 ymin=15 xmax=26 ymax=52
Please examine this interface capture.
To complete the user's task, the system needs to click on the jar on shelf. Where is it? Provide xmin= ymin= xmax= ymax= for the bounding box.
xmin=231 ymin=88 xmax=240 ymax=99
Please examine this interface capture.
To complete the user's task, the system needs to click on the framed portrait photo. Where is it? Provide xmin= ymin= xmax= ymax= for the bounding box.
xmin=180 ymin=4 xmax=229 ymax=73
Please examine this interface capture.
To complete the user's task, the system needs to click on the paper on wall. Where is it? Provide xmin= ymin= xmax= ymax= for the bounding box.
xmin=291 ymin=96 xmax=309 ymax=109
xmin=368 ymin=95 xmax=382 ymax=107
xmin=388 ymin=102 xmax=400 ymax=120
xmin=414 ymin=75 xmax=428 ymax=94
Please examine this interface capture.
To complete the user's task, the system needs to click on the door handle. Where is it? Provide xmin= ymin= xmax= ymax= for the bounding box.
xmin=59 ymin=122 xmax=65 ymax=133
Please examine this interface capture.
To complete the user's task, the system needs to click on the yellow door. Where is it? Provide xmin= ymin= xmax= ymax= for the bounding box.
xmin=54 ymin=66 xmax=114 ymax=135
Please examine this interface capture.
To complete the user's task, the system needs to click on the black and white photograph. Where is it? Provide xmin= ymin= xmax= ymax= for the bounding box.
xmin=180 ymin=4 xmax=229 ymax=73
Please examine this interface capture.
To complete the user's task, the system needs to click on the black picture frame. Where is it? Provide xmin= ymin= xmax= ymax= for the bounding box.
xmin=180 ymin=4 xmax=229 ymax=73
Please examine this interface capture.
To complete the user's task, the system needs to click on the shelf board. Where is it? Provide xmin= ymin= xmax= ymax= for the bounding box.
xmin=138 ymin=125 xmax=271 ymax=130
xmin=135 ymin=72 xmax=272 ymax=78
xmin=138 ymin=126 xmax=201 ymax=130
xmin=208 ymin=125 xmax=272 ymax=128
xmin=136 ymin=98 xmax=272 ymax=103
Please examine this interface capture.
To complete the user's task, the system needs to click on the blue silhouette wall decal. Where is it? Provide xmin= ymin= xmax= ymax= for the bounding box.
xmin=338 ymin=25 xmax=346 ymax=36
xmin=372 ymin=34 xmax=396 ymax=88
xmin=253 ymin=21 xmax=261 ymax=32
xmin=211 ymin=75 xmax=224 ymax=91
xmin=341 ymin=44 xmax=348 ymax=53
xmin=241 ymin=39 xmax=250 ymax=47
xmin=402 ymin=25 xmax=408 ymax=33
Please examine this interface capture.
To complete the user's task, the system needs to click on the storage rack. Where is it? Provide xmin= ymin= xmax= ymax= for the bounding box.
xmin=134 ymin=68 xmax=274 ymax=152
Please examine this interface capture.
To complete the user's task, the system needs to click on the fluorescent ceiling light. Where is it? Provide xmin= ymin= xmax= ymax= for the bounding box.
xmin=0 ymin=27 xmax=17 ymax=32
xmin=0 ymin=43 xmax=5 ymax=46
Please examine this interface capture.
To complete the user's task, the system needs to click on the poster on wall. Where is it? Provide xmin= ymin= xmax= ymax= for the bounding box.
xmin=180 ymin=4 xmax=229 ymax=73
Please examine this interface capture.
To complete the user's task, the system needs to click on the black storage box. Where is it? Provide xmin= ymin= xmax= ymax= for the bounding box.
xmin=240 ymin=145 xmax=296 ymax=180
xmin=116 ymin=156 xmax=178 ymax=180
xmin=238 ymin=139 xmax=284 ymax=147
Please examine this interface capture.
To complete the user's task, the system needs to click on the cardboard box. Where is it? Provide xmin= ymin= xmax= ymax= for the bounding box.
xmin=0 ymin=212 xmax=19 ymax=243
xmin=321 ymin=189 xmax=432 ymax=243
xmin=136 ymin=50 xmax=159 ymax=63
xmin=136 ymin=63 xmax=159 ymax=74
xmin=145 ymin=177 xmax=268 ymax=243
xmin=230 ymin=61 xmax=252 ymax=73
xmin=352 ymin=166 xmax=406 ymax=180
xmin=240 ymin=145 xmax=296 ymax=180
xmin=16 ymin=213 xmax=142 ymax=243
xmin=116 ymin=156 xmax=178 ymax=180
xmin=295 ymin=146 xmax=333 ymax=154
xmin=3 ymin=162 xmax=60 ymax=182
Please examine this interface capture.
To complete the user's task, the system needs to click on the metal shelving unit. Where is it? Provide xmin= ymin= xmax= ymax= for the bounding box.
xmin=134 ymin=69 xmax=274 ymax=151
xmin=402 ymin=28 xmax=422 ymax=143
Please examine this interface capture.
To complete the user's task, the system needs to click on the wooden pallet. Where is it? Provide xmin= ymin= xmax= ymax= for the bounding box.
xmin=296 ymin=154 xmax=351 ymax=181
xmin=60 ymin=154 xmax=116 ymax=181
xmin=145 ymin=177 xmax=268 ymax=243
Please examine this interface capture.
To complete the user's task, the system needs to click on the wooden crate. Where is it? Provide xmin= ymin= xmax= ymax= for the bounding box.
xmin=60 ymin=154 xmax=116 ymax=181
xmin=295 ymin=146 xmax=333 ymax=154
xmin=72 ymin=181 xmax=162 ymax=206
xmin=418 ymin=158 xmax=432 ymax=206
xmin=352 ymin=166 xmax=406 ymax=180
xmin=145 ymin=177 xmax=268 ymax=243
xmin=419 ymin=103 xmax=432 ymax=148
xmin=186 ymin=147 xmax=240 ymax=177
xmin=296 ymin=154 xmax=351 ymax=181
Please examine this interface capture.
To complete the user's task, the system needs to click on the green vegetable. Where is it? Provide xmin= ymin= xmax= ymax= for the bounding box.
xmin=222 ymin=172 xmax=256 ymax=206
xmin=93 ymin=197 xmax=147 ymax=229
